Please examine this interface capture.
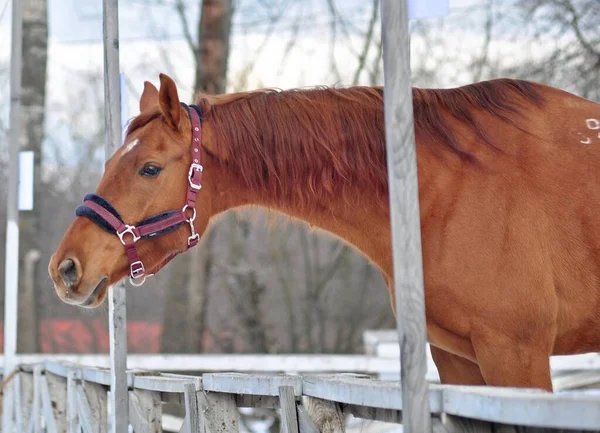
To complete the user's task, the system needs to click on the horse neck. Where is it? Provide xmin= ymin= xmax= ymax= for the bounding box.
xmin=201 ymin=90 xmax=393 ymax=275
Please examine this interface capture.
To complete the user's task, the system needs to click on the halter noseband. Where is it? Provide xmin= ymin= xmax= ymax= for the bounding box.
xmin=75 ymin=103 xmax=204 ymax=286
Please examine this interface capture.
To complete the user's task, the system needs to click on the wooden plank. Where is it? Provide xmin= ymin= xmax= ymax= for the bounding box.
xmin=133 ymin=372 xmax=202 ymax=393
xmin=19 ymin=372 xmax=34 ymax=433
xmin=82 ymin=381 xmax=109 ymax=433
xmin=13 ymin=373 xmax=23 ymax=432
xmin=102 ymin=0 xmax=128 ymax=427
xmin=235 ymin=394 xmax=279 ymax=408
xmin=76 ymin=384 xmax=96 ymax=433
xmin=129 ymin=389 xmax=162 ymax=433
xmin=183 ymin=383 xmax=201 ymax=433
xmin=197 ymin=391 xmax=239 ymax=433
xmin=343 ymin=404 xmax=402 ymax=424
xmin=296 ymin=406 xmax=319 ymax=433
xmin=67 ymin=372 xmax=79 ymax=433
xmin=441 ymin=414 xmax=493 ymax=433
xmin=108 ymin=285 xmax=129 ymax=433
xmin=380 ymin=0 xmax=431 ymax=431
xmin=302 ymin=375 xmax=443 ymax=412
xmin=32 ymin=366 xmax=42 ymax=433
xmin=301 ymin=396 xmax=344 ymax=433
xmin=202 ymin=373 xmax=302 ymax=396
xmin=441 ymin=385 xmax=600 ymax=430
xmin=164 ymin=392 xmax=280 ymax=408
xmin=40 ymin=375 xmax=59 ymax=433
xmin=278 ymin=386 xmax=299 ymax=433
xmin=1 ymin=0 xmax=24 ymax=429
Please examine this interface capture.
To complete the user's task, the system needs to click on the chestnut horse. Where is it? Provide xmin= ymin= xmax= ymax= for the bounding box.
xmin=49 ymin=73 xmax=600 ymax=391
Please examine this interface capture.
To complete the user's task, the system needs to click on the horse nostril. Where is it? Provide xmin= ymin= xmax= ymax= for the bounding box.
xmin=58 ymin=258 xmax=79 ymax=286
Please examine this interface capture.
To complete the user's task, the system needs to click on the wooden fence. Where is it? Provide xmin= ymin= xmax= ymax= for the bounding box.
xmin=3 ymin=360 xmax=600 ymax=433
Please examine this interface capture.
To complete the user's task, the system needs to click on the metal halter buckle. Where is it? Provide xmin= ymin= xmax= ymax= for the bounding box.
xmin=129 ymin=261 xmax=146 ymax=286
xmin=188 ymin=163 xmax=203 ymax=190
xmin=117 ymin=225 xmax=140 ymax=245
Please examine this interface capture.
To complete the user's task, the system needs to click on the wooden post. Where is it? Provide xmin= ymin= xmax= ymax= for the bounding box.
xmin=380 ymin=1 xmax=431 ymax=432
xmin=278 ymin=386 xmax=299 ymax=433
xmin=102 ymin=0 xmax=129 ymax=431
xmin=1 ymin=0 xmax=24 ymax=431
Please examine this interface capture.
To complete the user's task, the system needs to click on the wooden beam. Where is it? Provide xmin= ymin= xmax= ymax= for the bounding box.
xmin=301 ymin=396 xmax=344 ymax=433
xmin=197 ymin=391 xmax=240 ymax=433
xmin=129 ymin=389 xmax=162 ymax=433
xmin=202 ymin=373 xmax=302 ymax=397
xmin=102 ymin=0 xmax=128 ymax=429
xmin=278 ymin=386 xmax=299 ymax=433
xmin=380 ymin=0 xmax=431 ymax=432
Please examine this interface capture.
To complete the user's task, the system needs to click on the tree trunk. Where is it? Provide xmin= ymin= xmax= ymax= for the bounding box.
xmin=195 ymin=0 xmax=233 ymax=94
xmin=161 ymin=0 xmax=233 ymax=353
xmin=17 ymin=0 xmax=48 ymax=353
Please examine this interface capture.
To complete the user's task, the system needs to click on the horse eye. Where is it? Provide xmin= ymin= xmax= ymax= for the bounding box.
xmin=139 ymin=164 xmax=162 ymax=177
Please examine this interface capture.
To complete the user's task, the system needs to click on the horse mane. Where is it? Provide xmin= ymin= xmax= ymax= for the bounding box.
xmin=189 ymin=79 xmax=545 ymax=209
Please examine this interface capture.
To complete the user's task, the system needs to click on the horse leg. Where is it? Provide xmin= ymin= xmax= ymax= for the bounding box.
xmin=430 ymin=346 xmax=486 ymax=385
xmin=471 ymin=329 xmax=553 ymax=391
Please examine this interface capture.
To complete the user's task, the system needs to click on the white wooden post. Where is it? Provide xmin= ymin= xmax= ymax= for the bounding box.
xmin=2 ymin=0 xmax=24 ymax=431
xmin=102 ymin=0 xmax=129 ymax=431
xmin=380 ymin=1 xmax=431 ymax=432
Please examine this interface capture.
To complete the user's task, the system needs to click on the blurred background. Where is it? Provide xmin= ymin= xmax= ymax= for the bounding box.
xmin=0 ymin=0 xmax=597 ymax=356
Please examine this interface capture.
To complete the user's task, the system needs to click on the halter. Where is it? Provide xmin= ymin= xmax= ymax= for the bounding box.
xmin=75 ymin=103 xmax=204 ymax=286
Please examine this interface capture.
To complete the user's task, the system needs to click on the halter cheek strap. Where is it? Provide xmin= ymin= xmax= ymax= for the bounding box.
xmin=75 ymin=103 xmax=204 ymax=286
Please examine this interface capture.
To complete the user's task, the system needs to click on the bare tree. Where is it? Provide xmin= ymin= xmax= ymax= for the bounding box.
xmin=162 ymin=0 xmax=235 ymax=353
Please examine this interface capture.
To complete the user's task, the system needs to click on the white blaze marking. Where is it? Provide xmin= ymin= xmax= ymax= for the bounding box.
xmin=124 ymin=138 xmax=139 ymax=153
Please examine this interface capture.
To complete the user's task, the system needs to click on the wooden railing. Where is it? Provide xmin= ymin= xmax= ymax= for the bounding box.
xmin=3 ymin=359 xmax=600 ymax=433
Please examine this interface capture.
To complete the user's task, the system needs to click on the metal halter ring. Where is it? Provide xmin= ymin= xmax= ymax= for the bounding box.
xmin=182 ymin=204 xmax=197 ymax=222
xmin=117 ymin=225 xmax=141 ymax=245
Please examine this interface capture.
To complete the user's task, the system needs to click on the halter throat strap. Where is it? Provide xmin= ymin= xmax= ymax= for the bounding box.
xmin=75 ymin=103 xmax=204 ymax=286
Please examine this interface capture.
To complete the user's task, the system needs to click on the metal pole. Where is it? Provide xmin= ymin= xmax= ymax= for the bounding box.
xmin=380 ymin=1 xmax=431 ymax=432
xmin=2 ymin=0 xmax=24 ymax=430
xmin=102 ymin=0 xmax=129 ymax=431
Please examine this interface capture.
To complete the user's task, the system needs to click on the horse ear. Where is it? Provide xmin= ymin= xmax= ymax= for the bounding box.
xmin=158 ymin=73 xmax=181 ymax=130
xmin=139 ymin=81 xmax=158 ymax=112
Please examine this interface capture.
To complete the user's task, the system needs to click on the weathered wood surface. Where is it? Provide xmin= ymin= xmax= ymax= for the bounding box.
xmin=67 ymin=371 xmax=78 ymax=433
xmin=129 ymin=389 xmax=162 ymax=433
xmin=343 ymin=404 xmax=402 ymax=424
xmin=302 ymin=396 xmax=344 ymax=433
xmin=19 ymin=372 xmax=34 ymax=432
xmin=108 ymin=284 xmax=128 ymax=433
xmin=380 ymin=0 xmax=431 ymax=431
xmin=279 ymin=386 xmax=299 ymax=433
xmin=197 ymin=391 xmax=240 ymax=433
xmin=443 ymin=385 xmax=600 ymax=430
xmin=81 ymin=381 xmax=108 ymax=433
xmin=297 ymin=405 xmax=320 ymax=433
xmin=183 ymin=383 xmax=201 ymax=433
xmin=7 ymin=364 xmax=600 ymax=432
xmin=202 ymin=373 xmax=302 ymax=396
xmin=302 ymin=375 xmax=443 ymax=413
xmin=102 ymin=0 xmax=128 ymax=429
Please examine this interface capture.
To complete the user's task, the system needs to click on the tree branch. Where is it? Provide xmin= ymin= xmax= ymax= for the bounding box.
xmin=352 ymin=0 xmax=379 ymax=85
